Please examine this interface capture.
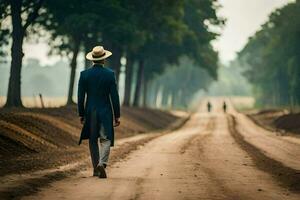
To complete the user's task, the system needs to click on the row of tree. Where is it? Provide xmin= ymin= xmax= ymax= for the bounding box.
xmin=146 ymin=57 xmax=214 ymax=109
xmin=237 ymin=0 xmax=300 ymax=108
xmin=0 ymin=0 xmax=223 ymax=108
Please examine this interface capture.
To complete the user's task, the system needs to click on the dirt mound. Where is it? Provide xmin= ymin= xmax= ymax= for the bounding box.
xmin=248 ymin=109 xmax=287 ymax=132
xmin=0 ymin=106 xmax=181 ymax=175
xmin=256 ymin=109 xmax=283 ymax=115
xmin=121 ymin=107 xmax=178 ymax=134
xmin=274 ymin=113 xmax=300 ymax=134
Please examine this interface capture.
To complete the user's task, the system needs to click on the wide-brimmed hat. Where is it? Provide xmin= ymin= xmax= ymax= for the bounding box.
xmin=86 ymin=46 xmax=112 ymax=61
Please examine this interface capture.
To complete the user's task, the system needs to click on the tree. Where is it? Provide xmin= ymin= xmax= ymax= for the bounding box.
xmin=1 ymin=0 xmax=45 ymax=107
xmin=149 ymin=57 xmax=214 ymax=109
xmin=44 ymin=0 xmax=101 ymax=104
xmin=238 ymin=0 xmax=300 ymax=108
xmin=44 ymin=0 xmax=131 ymax=104
xmin=129 ymin=0 xmax=188 ymax=106
xmin=130 ymin=0 xmax=223 ymax=107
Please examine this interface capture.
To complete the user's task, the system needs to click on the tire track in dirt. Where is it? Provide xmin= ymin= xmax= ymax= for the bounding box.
xmin=229 ymin=100 xmax=300 ymax=170
xmin=129 ymin=116 xmax=210 ymax=200
xmin=228 ymin=114 xmax=300 ymax=193
xmin=106 ymin=116 xmax=192 ymax=200
xmin=185 ymin=112 xmax=299 ymax=200
xmin=179 ymin=116 xmax=214 ymax=154
xmin=186 ymin=115 xmax=248 ymax=200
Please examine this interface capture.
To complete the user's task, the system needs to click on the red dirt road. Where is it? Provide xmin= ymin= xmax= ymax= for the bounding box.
xmin=23 ymin=101 xmax=300 ymax=200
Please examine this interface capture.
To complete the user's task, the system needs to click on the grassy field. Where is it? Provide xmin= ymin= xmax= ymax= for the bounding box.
xmin=0 ymin=96 xmax=68 ymax=108
xmin=0 ymin=96 xmax=256 ymax=109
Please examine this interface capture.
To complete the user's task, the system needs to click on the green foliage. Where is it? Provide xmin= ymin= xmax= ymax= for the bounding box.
xmin=141 ymin=0 xmax=224 ymax=81
xmin=42 ymin=0 xmax=96 ymax=54
xmin=238 ymin=1 xmax=300 ymax=107
xmin=181 ymin=0 xmax=224 ymax=78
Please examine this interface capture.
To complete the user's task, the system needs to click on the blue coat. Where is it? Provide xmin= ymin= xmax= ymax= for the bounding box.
xmin=77 ymin=64 xmax=120 ymax=146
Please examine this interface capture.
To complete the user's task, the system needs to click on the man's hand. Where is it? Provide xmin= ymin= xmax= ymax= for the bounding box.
xmin=114 ymin=118 xmax=120 ymax=127
xmin=80 ymin=117 xmax=85 ymax=125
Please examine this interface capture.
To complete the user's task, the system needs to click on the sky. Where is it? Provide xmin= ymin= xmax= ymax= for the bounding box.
xmin=213 ymin=0 xmax=293 ymax=63
xmin=23 ymin=0 xmax=293 ymax=65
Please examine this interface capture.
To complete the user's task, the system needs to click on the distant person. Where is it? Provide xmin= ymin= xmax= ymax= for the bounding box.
xmin=207 ymin=101 xmax=212 ymax=112
xmin=77 ymin=46 xmax=120 ymax=178
xmin=223 ymin=101 xmax=227 ymax=113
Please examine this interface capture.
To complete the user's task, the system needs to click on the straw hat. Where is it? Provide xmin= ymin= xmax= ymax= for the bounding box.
xmin=86 ymin=46 xmax=112 ymax=61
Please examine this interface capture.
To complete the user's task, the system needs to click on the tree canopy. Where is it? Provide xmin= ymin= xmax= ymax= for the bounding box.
xmin=0 ymin=0 xmax=223 ymax=108
xmin=238 ymin=0 xmax=300 ymax=108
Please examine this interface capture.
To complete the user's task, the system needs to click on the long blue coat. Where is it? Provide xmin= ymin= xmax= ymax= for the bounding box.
xmin=77 ymin=64 xmax=120 ymax=146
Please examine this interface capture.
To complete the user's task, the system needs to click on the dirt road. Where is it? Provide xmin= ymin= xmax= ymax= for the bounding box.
xmin=23 ymin=102 xmax=300 ymax=200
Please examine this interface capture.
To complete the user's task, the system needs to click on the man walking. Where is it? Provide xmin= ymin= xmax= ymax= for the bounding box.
xmin=223 ymin=101 xmax=227 ymax=113
xmin=207 ymin=101 xmax=212 ymax=112
xmin=77 ymin=46 xmax=120 ymax=178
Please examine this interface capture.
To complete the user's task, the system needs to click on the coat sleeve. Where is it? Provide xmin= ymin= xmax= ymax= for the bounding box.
xmin=109 ymin=72 xmax=121 ymax=118
xmin=77 ymin=72 xmax=86 ymax=117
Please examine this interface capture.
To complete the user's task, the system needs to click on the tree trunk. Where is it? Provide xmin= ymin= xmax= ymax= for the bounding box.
xmin=161 ymin=89 xmax=168 ymax=107
xmin=66 ymin=40 xmax=80 ymax=105
xmin=142 ymin=79 xmax=148 ymax=107
xmin=123 ymin=56 xmax=133 ymax=106
xmin=177 ymin=89 xmax=183 ymax=108
xmin=152 ymin=82 xmax=160 ymax=108
xmin=84 ymin=41 xmax=92 ymax=69
xmin=181 ymin=90 xmax=188 ymax=108
xmin=147 ymin=81 xmax=156 ymax=107
xmin=110 ymin=46 xmax=122 ymax=84
xmin=133 ymin=60 xmax=144 ymax=107
xmin=171 ymin=90 xmax=176 ymax=109
xmin=5 ymin=1 xmax=24 ymax=107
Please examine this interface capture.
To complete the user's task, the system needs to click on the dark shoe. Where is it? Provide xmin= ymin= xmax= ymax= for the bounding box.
xmin=93 ymin=168 xmax=100 ymax=176
xmin=95 ymin=164 xmax=107 ymax=178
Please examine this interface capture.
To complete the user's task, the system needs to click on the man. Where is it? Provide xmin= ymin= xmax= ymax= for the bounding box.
xmin=223 ymin=101 xmax=227 ymax=113
xmin=77 ymin=46 xmax=120 ymax=178
xmin=207 ymin=101 xmax=212 ymax=112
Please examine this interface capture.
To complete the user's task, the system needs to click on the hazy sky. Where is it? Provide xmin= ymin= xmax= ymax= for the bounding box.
xmin=213 ymin=0 xmax=293 ymax=63
xmin=23 ymin=0 xmax=292 ymax=65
